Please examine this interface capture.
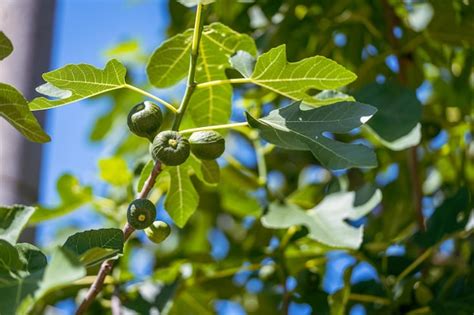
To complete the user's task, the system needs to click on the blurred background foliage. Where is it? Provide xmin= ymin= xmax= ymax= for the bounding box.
xmin=22 ymin=0 xmax=473 ymax=314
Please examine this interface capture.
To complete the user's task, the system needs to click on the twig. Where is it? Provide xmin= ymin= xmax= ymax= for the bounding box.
xmin=381 ymin=0 xmax=425 ymax=232
xmin=172 ymin=3 xmax=205 ymax=130
xmin=75 ymin=162 xmax=162 ymax=315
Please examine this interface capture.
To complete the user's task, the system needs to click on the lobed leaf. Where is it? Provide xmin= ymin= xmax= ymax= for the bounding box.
xmin=0 ymin=83 xmax=51 ymax=143
xmin=262 ymin=189 xmax=382 ymax=249
xmin=147 ymin=23 xmax=257 ymax=126
xmin=29 ymin=59 xmax=127 ymax=111
xmin=248 ymin=45 xmax=357 ymax=106
xmin=246 ymin=101 xmax=378 ymax=170
xmin=0 ymin=205 xmax=36 ymax=244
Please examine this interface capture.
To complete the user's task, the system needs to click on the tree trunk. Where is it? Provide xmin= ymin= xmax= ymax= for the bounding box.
xmin=0 ymin=0 xmax=56 ymax=241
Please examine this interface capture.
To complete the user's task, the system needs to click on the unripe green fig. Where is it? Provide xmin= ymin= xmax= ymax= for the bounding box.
xmin=127 ymin=199 xmax=156 ymax=230
xmin=127 ymin=101 xmax=163 ymax=140
xmin=189 ymin=131 xmax=225 ymax=160
xmin=145 ymin=220 xmax=171 ymax=244
xmin=151 ymin=131 xmax=190 ymax=166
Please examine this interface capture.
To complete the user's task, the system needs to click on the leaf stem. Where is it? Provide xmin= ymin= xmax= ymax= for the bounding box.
xmin=252 ymin=132 xmax=267 ymax=185
xmin=196 ymin=78 xmax=252 ymax=89
xmin=75 ymin=162 xmax=163 ymax=315
xmin=179 ymin=121 xmax=249 ymax=134
xmin=395 ymin=247 xmax=433 ymax=284
xmin=348 ymin=293 xmax=391 ymax=305
xmin=124 ymin=84 xmax=177 ymax=113
xmin=172 ymin=3 xmax=205 ymax=130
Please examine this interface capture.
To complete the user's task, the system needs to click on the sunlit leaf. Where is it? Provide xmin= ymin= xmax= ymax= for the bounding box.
xmin=248 ymin=45 xmax=357 ymax=106
xmin=262 ymin=189 xmax=381 ymax=249
xmin=247 ymin=101 xmax=377 ymax=170
xmin=0 ymin=83 xmax=50 ymax=143
xmin=0 ymin=31 xmax=13 ymax=60
xmin=147 ymin=23 xmax=257 ymax=126
xmin=230 ymin=50 xmax=256 ymax=78
xmin=0 ymin=205 xmax=36 ymax=244
xmin=98 ymin=157 xmax=133 ymax=186
xmin=29 ymin=174 xmax=93 ymax=224
xmin=165 ymin=164 xmax=199 ymax=228
xmin=29 ymin=59 xmax=127 ymax=110
xmin=176 ymin=0 xmax=216 ymax=7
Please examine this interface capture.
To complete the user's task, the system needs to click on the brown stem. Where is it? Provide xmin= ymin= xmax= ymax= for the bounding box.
xmin=75 ymin=162 xmax=162 ymax=315
xmin=381 ymin=0 xmax=425 ymax=232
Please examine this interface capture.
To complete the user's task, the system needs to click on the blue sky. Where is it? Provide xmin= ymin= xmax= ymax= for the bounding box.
xmin=40 ymin=0 xmax=170 ymax=206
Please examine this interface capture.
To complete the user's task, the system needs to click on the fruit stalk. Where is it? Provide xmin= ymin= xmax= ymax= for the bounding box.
xmin=75 ymin=162 xmax=162 ymax=315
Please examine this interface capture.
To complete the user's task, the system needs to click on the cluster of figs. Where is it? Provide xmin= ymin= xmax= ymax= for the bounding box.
xmin=124 ymin=101 xmax=226 ymax=243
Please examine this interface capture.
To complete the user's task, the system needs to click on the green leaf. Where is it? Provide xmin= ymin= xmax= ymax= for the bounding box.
xmin=246 ymin=101 xmax=377 ymax=170
xmin=0 ymin=239 xmax=22 ymax=272
xmin=261 ymin=189 xmax=381 ymax=249
xmin=0 ymin=83 xmax=51 ymax=143
xmin=147 ymin=23 xmax=257 ymax=126
xmin=187 ymin=155 xmax=220 ymax=185
xmin=147 ymin=29 xmax=193 ymax=88
xmin=98 ymin=157 xmax=133 ymax=186
xmin=355 ymin=82 xmax=422 ymax=150
xmin=190 ymin=23 xmax=257 ymax=126
xmin=0 ymin=31 xmax=13 ymax=60
xmin=29 ymin=174 xmax=93 ymax=224
xmin=0 ymin=205 xmax=36 ymax=244
xmin=35 ymin=247 xmax=86 ymax=299
xmin=248 ymin=45 xmax=357 ymax=106
xmin=230 ymin=50 xmax=256 ymax=78
xmin=29 ymin=59 xmax=127 ymax=111
xmin=169 ymin=287 xmax=214 ymax=315
xmin=0 ymin=240 xmax=46 ymax=315
xmin=200 ymin=160 xmax=220 ymax=184
xmin=165 ymin=164 xmax=199 ymax=228
xmin=329 ymin=266 xmax=352 ymax=315
xmin=177 ymin=0 xmax=216 ymax=7
xmin=62 ymin=228 xmax=124 ymax=267
xmin=427 ymin=0 xmax=474 ymax=45
xmin=414 ymin=187 xmax=471 ymax=247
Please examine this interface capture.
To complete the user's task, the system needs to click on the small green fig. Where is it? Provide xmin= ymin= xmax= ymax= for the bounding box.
xmin=145 ymin=220 xmax=171 ymax=244
xmin=127 ymin=101 xmax=163 ymax=140
xmin=151 ymin=130 xmax=190 ymax=166
xmin=127 ymin=198 xmax=156 ymax=230
xmin=189 ymin=130 xmax=225 ymax=160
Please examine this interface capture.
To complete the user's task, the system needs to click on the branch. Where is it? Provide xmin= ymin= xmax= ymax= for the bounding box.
xmin=172 ymin=3 xmax=205 ymax=130
xmin=75 ymin=162 xmax=162 ymax=315
xmin=381 ymin=0 xmax=425 ymax=232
